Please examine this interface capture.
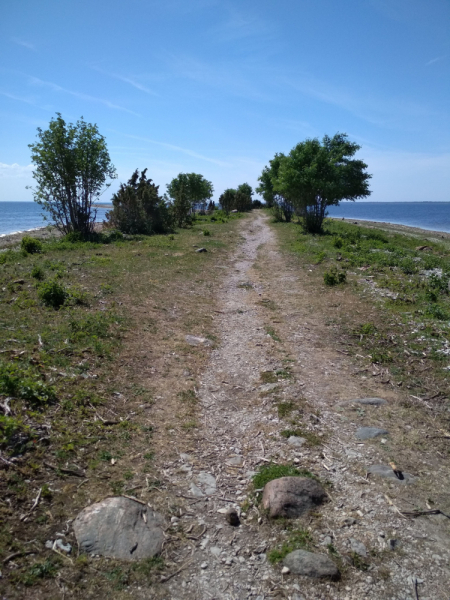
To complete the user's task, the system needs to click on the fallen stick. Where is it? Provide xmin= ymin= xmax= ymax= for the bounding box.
xmin=400 ymin=509 xmax=450 ymax=519
xmin=20 ymin=487 xmax=42 ymax=522
xmin=3 ymin=550 xmax=36 ymax=564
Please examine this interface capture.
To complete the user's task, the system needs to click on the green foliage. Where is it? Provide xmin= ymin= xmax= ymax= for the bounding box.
xmin=268 ymin=528 xmax=313 ymax=563
xmin=21 ymin=236 xmax=43 ymax=254
xmin=202 ymin=229 xmax=211 ymax=236
xmin=262 ymin=133 xmax=371 ymax=233
xmin=324 ymin=266 xmax=346 ymax=286
xmin=253 ymin=463 xmax=313 ymax=489
xmin=0 ymin=415 xmax=27 ymax=447
xmin=219 ymin=183 xmax=254 ymax=213
xmin=37 ymin=279 xmax=68 ymax=308
xmin=31 ymin=264 xmax=45 ymax=280
xmin=0 ymin=362 xmax=57 ymax=407
xmin=107 ymin=169 xmax=171 ymax=235
xmin=28 ymin=113 xmax=116 ymax=235
xmin=166 ymin=173 xmax=214 ymax=226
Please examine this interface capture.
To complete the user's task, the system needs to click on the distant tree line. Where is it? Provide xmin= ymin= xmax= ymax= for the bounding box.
xmin=28 ymin=116 xmax=370 ymax=238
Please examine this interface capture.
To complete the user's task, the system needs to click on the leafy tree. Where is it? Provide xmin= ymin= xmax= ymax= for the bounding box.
xmin=256 ymin=154 xmax=294 ymax=222
xmin=273 ymin=133 xmax=371 ymax=233
xmin=236 ymin=183 xmax=253 ymax=211
xmin=107 ymin=169 xmax=171 ymax=234
xmin=219 ymin=188 xmax=236 ymax=214
xmin=28 ymin=113 xmax=116 ymax=236
xmin=166 ymin=173 xmax=214 ymax=226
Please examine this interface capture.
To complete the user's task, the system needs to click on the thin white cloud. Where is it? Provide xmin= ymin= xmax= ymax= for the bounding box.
xmin=0 ymin=162 xmax=33 ymax=178
xmin=425 ymin=55 xmax=446 ymax=66
xmin=113 ymin=131 xmax=231 ymax=167
xmin=28 ymin=76 xmax=141 ymax=117
xmin=0 ymin=90 xmax=52 ymax=111
xmin=92 ymin=67 xmax=158 ymax=96
xmin=11 ymin=37 xmax=36 ymax=51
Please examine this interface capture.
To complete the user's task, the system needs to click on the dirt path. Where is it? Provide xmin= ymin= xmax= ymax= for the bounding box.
xmin=161 ymin=212 xmax=450 ymax=600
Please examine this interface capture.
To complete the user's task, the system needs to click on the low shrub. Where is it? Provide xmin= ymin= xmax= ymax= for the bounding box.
xmin=324 ymin=267 xmax=346 ymax=286
xmin=31 ymin=265 xmax=45 ymax=280
xmin=21 ymin=236 xmax=43 ymax=254
xmin=37 ymin=279 xmax=68 ymax=308
xmin=0 ymin=362 xmax=57 ymax=406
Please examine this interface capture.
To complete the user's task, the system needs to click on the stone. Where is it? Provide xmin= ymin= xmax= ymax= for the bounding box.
xmin=185 ymin=335 xmax=212 ymax=347
xmin=262 ymin=477 xmax=327 ymax=518
xmin=195 ymin=472 xmax=217 ymax=495
xmin=226 ymin=455 xmax=244 ymax=467
xmin=189 ymin=483 xmax=205 ymax=497
xmin=225 ymin=508 xmax=240 ymax=527
xmin=287 ymin=436 xmax=306 ymax=447
xmin=352 ymin=397 xmax=387 ymax=406
xmin=283 ymin=550 xmax=340 ymax=580
xmin=73 ymin=496 xmax=164 ymax=561
xmin=367 ymin=464 xmax=415 ymax=483
xmin=196 ymin=247 xmax=207 ymax=253
xmin=281 ymin=566 xmax=290 ymax=574
xmin=357 ymin=427 xmax=389 ymax=440
xmin=349 ymin=538 xmax=367 ymax=557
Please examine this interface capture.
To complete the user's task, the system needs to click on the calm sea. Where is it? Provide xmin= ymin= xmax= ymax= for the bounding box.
xmin=1 ymin=201 xmax=450 ymax=236
xmin=0 ymin=202 xmax=112 ymax=237
xmin=327 ymin=202 xmax=450 ymax=233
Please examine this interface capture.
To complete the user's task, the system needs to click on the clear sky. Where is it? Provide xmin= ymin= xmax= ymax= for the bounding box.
xmin=1 ymin=0 xmax=449 ymax=203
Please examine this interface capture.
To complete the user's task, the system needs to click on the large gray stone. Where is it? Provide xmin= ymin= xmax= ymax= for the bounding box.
xmin=262 ymin=477 xmax=327 ymax=518
xmin=195 ymin=471 xmax=217 ymax=495
xmin=367 ymin=464 xmax=415 ymax=484
xmin=357 ymin=427 xmax=389 ymax=440
xmin=352 ymin=397 xmax=387 ymax=406
xmin=283 ymin=549 xmax=340 ymax=580
xmin=73 ymin=496 xmax=164 ymax=561
xmin=287 ymin=436 xmax=306 ymax=447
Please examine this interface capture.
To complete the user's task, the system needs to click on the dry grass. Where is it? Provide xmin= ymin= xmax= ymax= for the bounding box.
xmin=0 ymin=212 xmax=244 ymax=598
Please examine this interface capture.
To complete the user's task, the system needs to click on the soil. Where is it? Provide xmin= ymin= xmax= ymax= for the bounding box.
xmin=147 ymin=213 xmax=450 ymax=599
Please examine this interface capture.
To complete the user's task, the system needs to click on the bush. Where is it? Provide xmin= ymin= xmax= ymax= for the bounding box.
xmin=37 ymin=279 xmax=68 ymax=308
xmin=333 ymin=237 xmax=343 ymax=249
xmin=21 ymin=236 xmax=43 ymax=254
xmin=202 ymin=229 xmax=211 ymax=236
xmin=324 ymin=266 xmax=346 ymax=286
xmin=31 ymin=265 xmax=45 ymax=280
xmin=107 ymin=169 xmax=172 ymax=234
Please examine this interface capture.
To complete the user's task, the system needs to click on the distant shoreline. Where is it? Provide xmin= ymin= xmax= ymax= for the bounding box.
xmin=330 ymin=217 xmax=450 ymax=241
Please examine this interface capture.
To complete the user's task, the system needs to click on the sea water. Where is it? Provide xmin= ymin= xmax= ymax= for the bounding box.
xmin=0 ymin=202 xmax=111 ymax=236
xmin=327 ymin=202 xmax=450 ymax=233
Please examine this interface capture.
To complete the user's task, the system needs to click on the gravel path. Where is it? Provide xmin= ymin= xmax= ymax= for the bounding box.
xmin=164 ymin=212 xmax=450 ymax=600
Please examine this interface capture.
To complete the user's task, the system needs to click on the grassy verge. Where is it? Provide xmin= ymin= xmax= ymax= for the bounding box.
xmin=271 ymin=215 xmax=450 ymax=417
xmin=0 ymin=210 xmax=243 ymax=597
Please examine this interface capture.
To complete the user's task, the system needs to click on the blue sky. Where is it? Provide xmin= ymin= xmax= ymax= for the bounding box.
xmin=1 ymin=0 xmax=449 ymax=203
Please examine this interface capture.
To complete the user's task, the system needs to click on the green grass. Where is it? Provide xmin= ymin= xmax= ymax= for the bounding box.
xmin=273 ymin=217 xmax=450 ymax=404
xmin=252 ymin=463 xmax=315 ymax=489
xmin=268 ymin=527 xmax=313 ymax=563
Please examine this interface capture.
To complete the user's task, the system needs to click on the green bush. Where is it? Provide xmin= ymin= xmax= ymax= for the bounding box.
xmin=21 ymin=236 xmax=43 ymax=254
xmin=37 ymin=279 xmax=68 ymax=308
xmin=333 ymin=237 xmax=343 ymax=249
xmin=31 ymin=265 xmax=45 ymax=280
xmin=324 ymin=267 xmax=346 ymax=286
xmin=202 ymin=229 xmax=211 ymax=236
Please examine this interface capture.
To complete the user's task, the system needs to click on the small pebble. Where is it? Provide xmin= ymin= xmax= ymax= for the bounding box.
xmin=282 ymin=566 xmax=290 ymax=574
xmin=200 ymin=562 xmax=208 ymax=569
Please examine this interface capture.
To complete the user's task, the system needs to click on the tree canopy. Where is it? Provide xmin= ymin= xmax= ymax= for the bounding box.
xmin=166 ymin=173 xmax=214 ymax=226
xmin=259 ymin=133 xmax=371 ymax=232
xmin=28 ymin=113 xmax=116 ymax=236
